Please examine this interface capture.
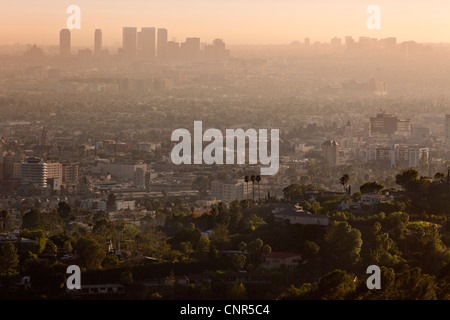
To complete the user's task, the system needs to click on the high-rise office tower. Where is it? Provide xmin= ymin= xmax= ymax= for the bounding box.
xmin=181 ymin=37 xmax=200 ymax=60
xmin=205 ymin=38 xmax=230 ymax=60
xmin=94 ymin=29 xmax=102 ymax=55
xmin=59 ymin=29 xmax=71 ymax=56
xmin=167 ymin=41 xmax=180 ymax=60
xmin=21 ymin=157 xmax=47 ymax=189
xmin=138 ymin=27 xmax=156 ymax=60
xmin=122 ymin=27 xmax=137 ymax=59
xmin=322 ymin=140 xmax=340 ymax=167
xmin=157 ymin=28 xmax=168 ymax=59
xmin=370 ymin=110 xmax=398 ymax=136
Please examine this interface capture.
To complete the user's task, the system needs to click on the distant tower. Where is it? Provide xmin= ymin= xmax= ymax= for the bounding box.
xmin=322 ymin=140 xmax=340 ymax=167
xmin=59 ymin=29 xmax=71 ymax=56
xmin=122 ymin=27 xmax=137 ymax=60
xmin=94 ymin=29 xmax=102 ymax=55
xmin=138 ymin=27 xmax=156 ymax=60
xmin=157 ymin=28 xmax=168 ymax=59
xmin=344 ymin=120 xmax=353 ymax=139
xmin=342 ymin=120 xmax=354 ymax=149
xmin=41 ymin=127 xmax=49 ymax=146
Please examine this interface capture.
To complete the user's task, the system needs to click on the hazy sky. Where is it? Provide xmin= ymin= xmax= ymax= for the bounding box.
xmin=1 ymin=0 xmax=450 ymax=46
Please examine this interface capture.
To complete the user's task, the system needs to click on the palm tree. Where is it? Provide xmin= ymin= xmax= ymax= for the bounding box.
xmin=340 ymin=174 xmax=350 ymax=193
xmin=244 ymin=176 xmax=250 ymax=200
xmin=256 ymin=175 xmax=261 ymax=203
xmin=250 ymin=175 xmax=256 ymax=204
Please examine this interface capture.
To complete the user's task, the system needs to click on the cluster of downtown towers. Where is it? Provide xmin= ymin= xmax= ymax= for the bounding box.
xmin=59 ymin=27 xmax=229 ymax=61
xmin=59 ymin=27 xmax=168 ymax=59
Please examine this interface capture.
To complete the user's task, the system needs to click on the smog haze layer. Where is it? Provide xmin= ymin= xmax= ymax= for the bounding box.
xmin=1 ymin=0 xmax=450 ymax=46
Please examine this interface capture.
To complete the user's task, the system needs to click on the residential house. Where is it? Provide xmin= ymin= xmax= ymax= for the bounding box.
xmin=361 ymin=192 xmax=394 ymax=207
xmin=261 ymin=252 xmax=302 ymax=270
xmin=272 ymin=205 xmax=329 ymax=226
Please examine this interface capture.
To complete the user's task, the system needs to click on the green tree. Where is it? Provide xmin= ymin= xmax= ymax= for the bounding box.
xmin=76 ymin=237 xmax=106 ymax=269
xmin=282 ymin=184 xmax=303 ymax=203
xmin=303 ymin=241 xmax=320 ymax=260
xmin=256 ymin=175 xmax=261 ymax=202
xmin=210 ymin=224 xmax=229 ymax=248
xmin=324 ymin=221 xmax=363 ymax=266
xmin=92 ymin=218 xmax=112 ymax=237
xmin=208 ymin=243 xmax=219 ymax=261
xmin=227 ymin=282 xmax=247 ymax=299
xmin=352 ymin=192 xmax=362 ymax=202
xmin=21 ymin=208 xmax=41 ymax=230
xmin=192 ymin=175 xmax=209 ymax=198
xmin=340 ymin=174 xmax=350 ymax=193
xmin=362 ymin=266 xmax=437 ymax=300
xmin=180 ymin=241 xmax=194 ymax=259
xmin=395 ymin=168 xmax=419 ymax=192
xmin=0 ymin=242 xmax=19 ymax=275
xmin=228 ymin=200 xmax=243 ymax=233
xmin=20 ymin=229 xmax=47 ymax=254
xmin=120 ymin=270 xmax=133 ymax=284
xmin=238 ymin=241 xmax=247 ymax=253
xmin=44 ymin=239 xmax=58 ymax=255
xmin=317 ymin=269 xmax=357 ymax=300
xmin=370 ymin=233 xmax=405 ymax=267
xmin=278 ymin=283 xmax=317 ymax=300
xmin=244 ymin=176 xmax=250 ymax=200
xmin=0 ymin=210 xmax=9 ymax=231
xmin=102 ymin=253 xmax=120 ymax=268
xmin=360 ymin=181 xmax=384 ymax=194
xmin=262 ymin=244 xmax=272 ymax=255
xmin=250 ymin=175 xmax=256 ymax=204
xmin=92 ymin=210 xmax=109 ymax=223
xmin=371 ymin=221 xmax=382 ymax=237
xmin=62 ymin=241 xmax=73 ymax=255
xmin=311 ymin=200 xmax=322 ymax=214
xmin=106 ymin=193 xmax=117 ymax=212
xmin=57 ymin=201 xmax=74 ymax=224
xmin=197 ymin=234 xmax=210 ymax=254
xmin=231 ymin=253 xmax=246 ymax=270
xmin=247 ymin=238 xmax=264 ymax=265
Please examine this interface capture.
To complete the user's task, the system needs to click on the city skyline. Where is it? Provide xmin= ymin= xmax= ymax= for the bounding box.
xmin=2 ymin=0 xmax=450 ymax=46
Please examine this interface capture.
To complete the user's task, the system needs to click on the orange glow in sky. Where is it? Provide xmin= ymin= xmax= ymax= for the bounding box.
xmin=1 ymin=0 xmax=450 ymax=46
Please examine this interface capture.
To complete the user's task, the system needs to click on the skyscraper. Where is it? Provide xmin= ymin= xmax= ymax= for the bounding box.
xmin=157 ymin=28 xmax=168 ymax=59
xmin=94 ymin=29 xmax=102 ymax=55
xmin=181 ymin=37 xmax=200 ymax=60
xmin=59 ymin=29 xmax=71 ymax=56
xmin=167 ymin=41 xmax=180 ymax=60
xmin=370 ymin=110 xmax=398 ymax=136
xmin=205 ymin=38 xmax=230 ymax=60
xmin=138 ymin=27 xmax=156 ymax=60
xmin=322 ymin=140 xmax=340 ymax=167
xmin=122 ymin=27 xmax=137 ymax=59
xmin=21 ymin=157 xmax=47 ymax=189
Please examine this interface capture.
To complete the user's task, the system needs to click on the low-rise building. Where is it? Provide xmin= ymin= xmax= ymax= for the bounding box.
xmin=361 ymin=193 xmax=394 ymax=207
xmin=211 ymin=179 xmax=247 ymax=202
xmin=261 ymin=252 xmax=302 ymax=270
xmin=272 ymin=205 xmax=329 ymax=226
